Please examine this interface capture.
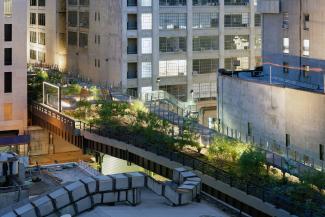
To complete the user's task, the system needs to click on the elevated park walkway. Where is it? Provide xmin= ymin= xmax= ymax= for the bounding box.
xmin=28 ymin=102 xmax=325 ymax=217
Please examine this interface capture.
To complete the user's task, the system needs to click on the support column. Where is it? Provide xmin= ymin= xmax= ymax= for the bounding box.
xmin=249 ymin=0 xmax=256 ymax=70
xmin=219 ymin=0 xmax=225 ymax=69
xmin=121 ymin=0 xmax=128 ymax=93
xmin=187 ymin=0 xmax=193 ymax=101
xmin=152 ymin=1 xmax=160 ymax=91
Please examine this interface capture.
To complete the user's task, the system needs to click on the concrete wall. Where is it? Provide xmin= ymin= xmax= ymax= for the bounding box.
xmin=0 ymin=0 xmax=28 ymax=134
xmin=67 ymin=0 xmax=122 ymax=86
xmin=218 ymin=75 xmax=325 ymax=160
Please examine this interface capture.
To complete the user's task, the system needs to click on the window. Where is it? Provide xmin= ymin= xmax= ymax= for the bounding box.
xmin=141 ymin=38 xmax=152 ymax=54
xmin=30 ymin=31 xmax=37 ymax=43
xmin=255 ymin=34 xmax=262 ymax=49
xmin=68 ymin=0 xmax=78 ymax=5
xmin=4 ymin=72 xmax=12 ymax=93
xmin=193 ymin=0 xmax=219 ymax=6
xmin=320 ymin=144 xmax=324 ymax=161
xmin=79 ymin=33 xmax=88 ymax=48
xmin=38 ymin=13 xmax=46 ymax=26
xmin=38 ymin=51 xmax=45 ymax=62
xmin=302 ymin=65 xmax=309 ymax=77
xmin=3 ymin=103 xmax=13 ymax=121
xmin=141 ymin=62 xmax=152 ymax=78
xmin=68 ymin=31 xmax=77 ymax=46
xmin=193 ymin=36 xmax=218 ymax=51
xmin=283 ymin=62 xmax=289 ymax=74
xmin=38 ymin=0 xmax=45 ymax=7
xmin=283 ymin=12 xmax=289 ymax=29
xmin=79 ymin=0 xmax=89 ymax=6
xmin=39 ymin=32 xmax=46 ymax=45
xmin=159 ymin=0 xmax=186 ymax=6
xmin=4 ymin=0 xmax=12 ymax=17
xmin=160 ymin=37 xmax=186 ymax=52
xmin=224 ymin=13 xmax=249 ymax=27
xmin=30 ymin=13 xmax=37 ymax=25
xmin=225 ymin=57 xmax=249 ymax=70
xmin=283 ymin=38 xmax=289 ymax=53
xmin=4 ymin=48 xmax=12 ymax=65
xmin=255 ymin=14 xmax=261 ymax=27
xmin=68 ymin=11 xmax=78 ymax=27
xmin=159 ymin=60 xmax=187 ymax=77
xmin=193 ymin=13 xmax=218 ymax=29
xmin=141 ymin=0 xmax=151 ymax=6
xmin=4 ymin=24 xmax=12 ymax=42
xmin=193 ymin=59 xmax=218 ymax=74
xmin=30 ymin=0 xmax=37 ymax=6
xmin=30 ymin=49 xmax=37 ymax=60
xmin=248 ymin=122 xmax=252 ymax=136
xmin=304 ymin=14 xmax=310 ymax=30
xmin=159 ymin=13 xmax=187 ymax=30
xmin=141 ymin=13 xmax=152 ymax=30
xmin=79 ymin=12 xmax=89 ymax=28
xmin=224 ymin=35 xmax=249 ymax=50
xmin=303 ymin=39 xmax=309 ymax=56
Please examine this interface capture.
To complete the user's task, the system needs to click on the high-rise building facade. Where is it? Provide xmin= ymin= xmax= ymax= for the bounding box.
xmin=0 ymin=0 xmax=28 ymax=145
xmin=123 ymin=0 xmax=261 ymax=102
xmin=258 ymin=0 xmax=325 ymax=91
xmin=66 ymin=0 xmax=261 ymax=99
xmin=28 ymin=0 xmax=67 ymax=70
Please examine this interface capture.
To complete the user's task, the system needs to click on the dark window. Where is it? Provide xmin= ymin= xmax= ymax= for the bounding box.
xmin=38 ymin=13 xmax=46 ymax=26
xmin=38 ymin=0 xmax=45 ymax=6
xmin=285 ymin=134 xmax=290 ymax=147
xmin=283 ymin=62 xmax=289 ymax=73
xmin=320 ymin=144 xmax=324 ymax=161
xmin=30 ymin=0 xmax=37 ymax=6
xmin=4 ymin=24 xmax=12 ymax=41
xmin=30 ymin=13 xmax=37 ymax=25
xmin=247 ymin=122 xmax=252 ymax=136
xmin=4 ymin=72 xmax=12 ymax=93
xmin=4 ymin=48 xmax=12 ymax=65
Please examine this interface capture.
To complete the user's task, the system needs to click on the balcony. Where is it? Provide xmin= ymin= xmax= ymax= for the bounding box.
xmin=257 ymin=0 xmax=280 ymax=14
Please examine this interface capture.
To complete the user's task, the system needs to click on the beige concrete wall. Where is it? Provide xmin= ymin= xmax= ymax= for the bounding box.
xmin=218 ymin=75 xmax=325 ymax=160
xmin=28 ymin=0 xmax=67 ymax=70
xmin=67 ymin=0 xmax=122 ymax=86
xmin=0 ymin=0 xmax=28 ymax=134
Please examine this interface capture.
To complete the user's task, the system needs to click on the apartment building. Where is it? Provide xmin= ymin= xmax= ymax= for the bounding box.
xmin=0 ymin=0 xmax=29 ymax=148
xmin=28 ymin=0 xmax=67 ymax=70
xmin=258 ymin=0 xmax=325 ymax=90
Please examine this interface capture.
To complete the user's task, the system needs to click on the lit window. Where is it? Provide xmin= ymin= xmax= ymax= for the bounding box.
xmin=283 ymin=38 xmax=289 ymax=54
xmin=303 ymin=39 xmax=310 ymax=56
xmin=141 ymin=62 xmax=152 ymax=78
xmin=141 ymin=38 xmax=152 ymax=54
xmin=141 ymin=0 xmax=151 ymax=6
xmin=141 ymin=13 xmax=152 ymax=30
xmin=159 ymin=60 xmax=187 ymax=77
xmin=4 ymin=0 xmax=12 ymax=17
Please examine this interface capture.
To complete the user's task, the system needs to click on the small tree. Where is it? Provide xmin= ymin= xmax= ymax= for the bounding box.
xmin=238 ymin=148 xmax=266 ymax=179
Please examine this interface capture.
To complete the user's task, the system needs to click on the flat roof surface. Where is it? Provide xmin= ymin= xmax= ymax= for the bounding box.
xmin=80 ymin=189 xmax=230 ymax=217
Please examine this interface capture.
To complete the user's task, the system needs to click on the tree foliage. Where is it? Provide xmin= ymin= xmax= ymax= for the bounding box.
xmin=238 ymin=148 xmax=266 ymax=178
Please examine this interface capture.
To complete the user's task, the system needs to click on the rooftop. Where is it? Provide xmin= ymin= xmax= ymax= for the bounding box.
xmin=80 ymin=189 xmax=230 ymax=217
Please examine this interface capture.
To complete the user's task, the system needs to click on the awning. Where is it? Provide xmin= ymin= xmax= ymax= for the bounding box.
xmin=0 ymin=135 xmax=30 ymax=146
